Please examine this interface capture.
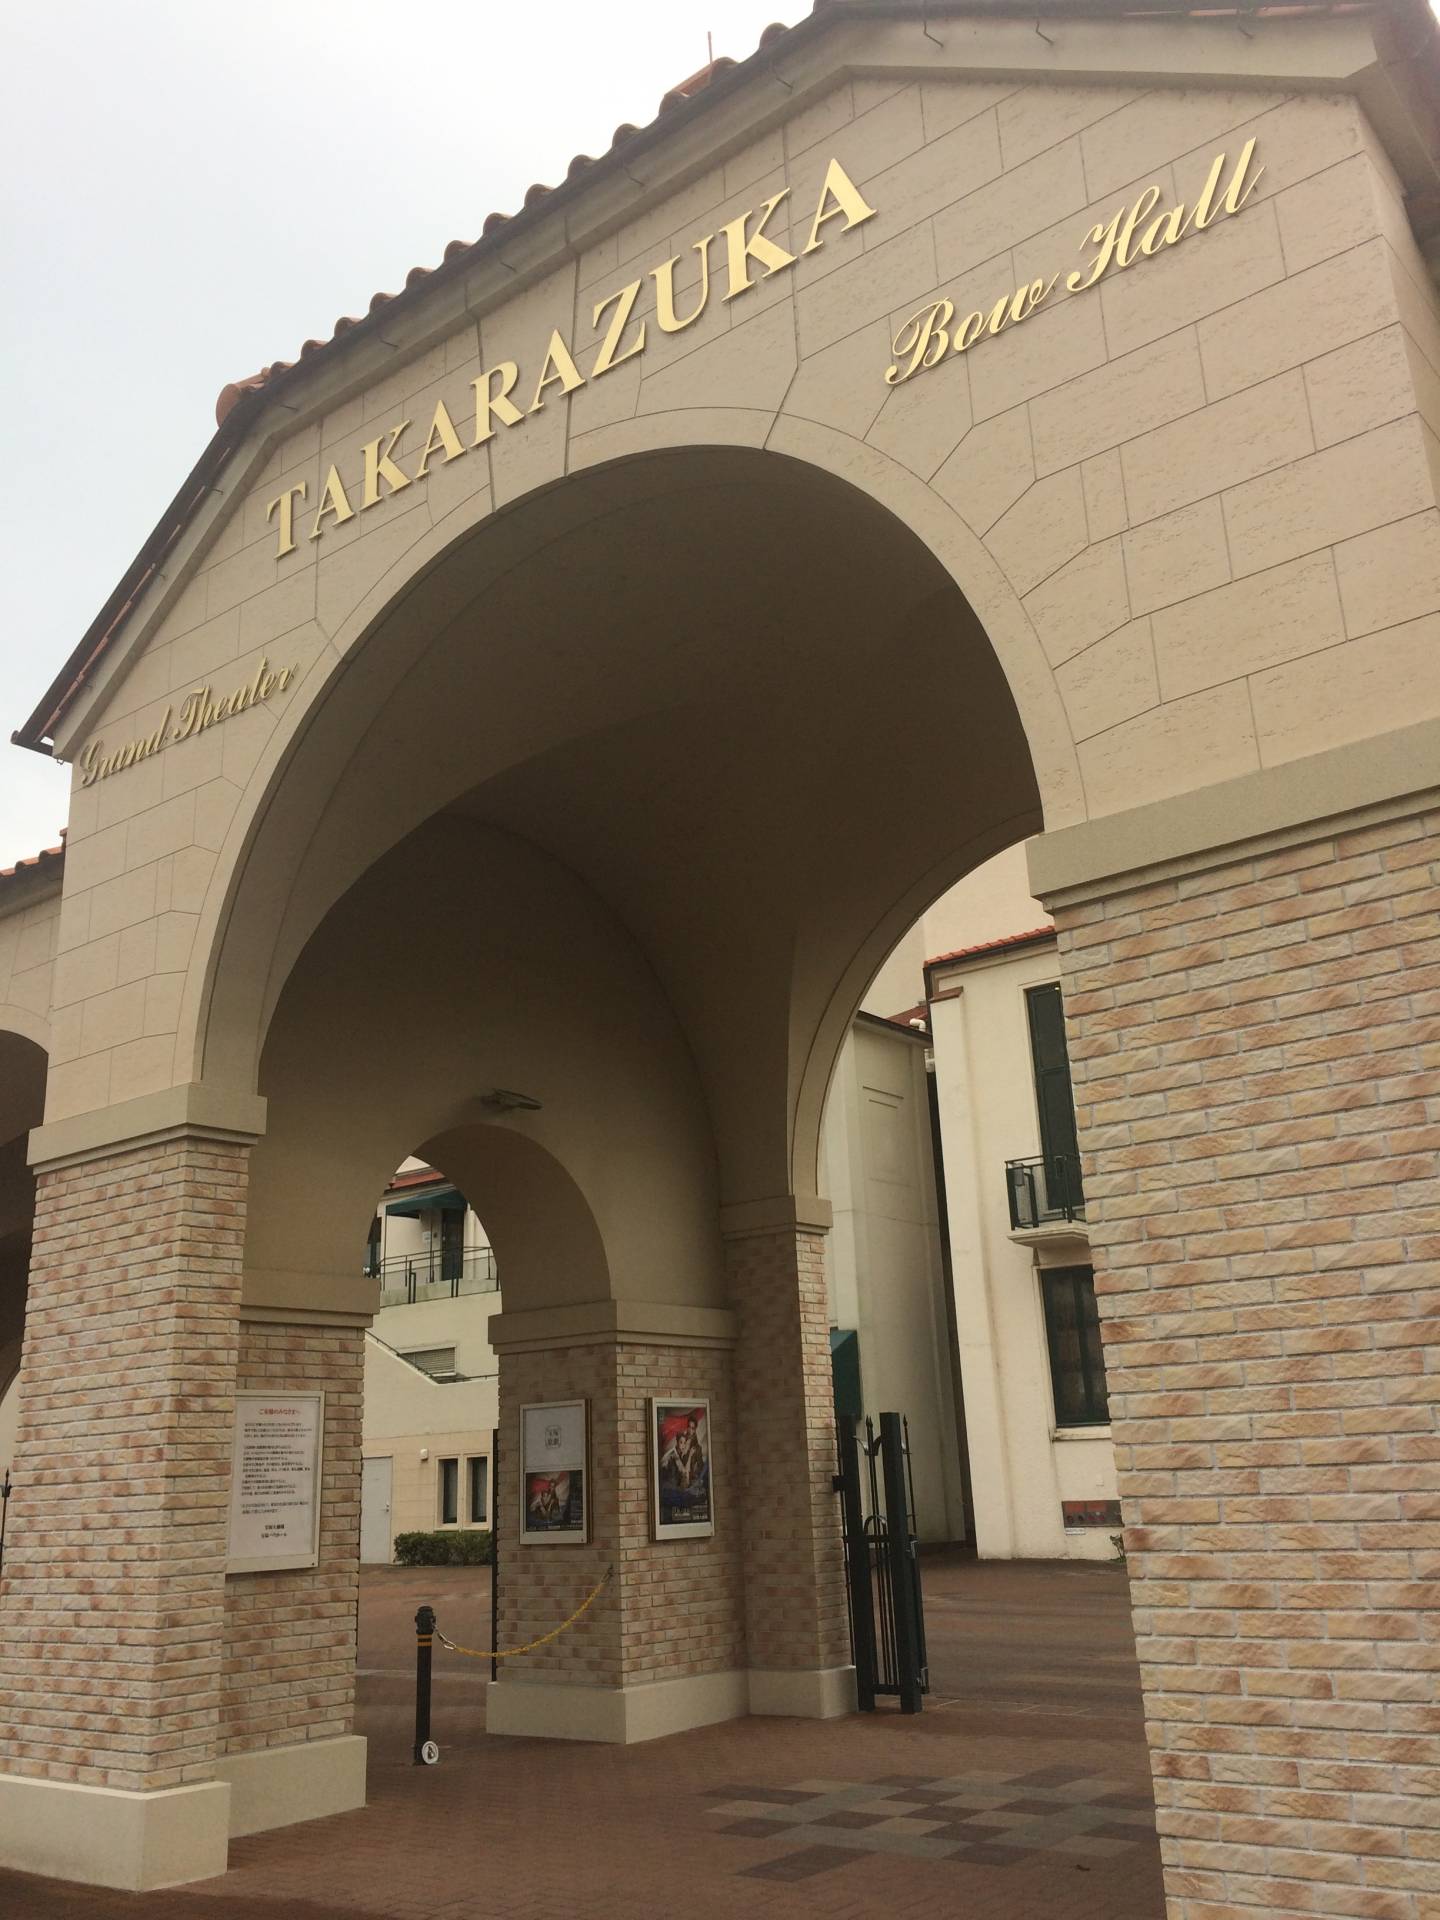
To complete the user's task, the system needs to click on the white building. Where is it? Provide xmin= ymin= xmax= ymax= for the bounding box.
xmin=358 ymin=1163 xmax=499 ymax=1557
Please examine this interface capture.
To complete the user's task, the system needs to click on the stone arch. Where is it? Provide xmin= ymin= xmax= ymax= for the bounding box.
xmin=241 ymin=811 xmax=725 ymax=1320
xmin=180 ymin=422 xmax=1077 ymax=1124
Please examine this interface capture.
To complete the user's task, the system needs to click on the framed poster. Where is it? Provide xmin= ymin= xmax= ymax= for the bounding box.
xmin=650 ymin=1397 xmax=714 ymax=1540
xmin=227 ymin=1390 xmax=324 ymax=1574
xmin=519 ymin=1399 xmax=588 ymax=1544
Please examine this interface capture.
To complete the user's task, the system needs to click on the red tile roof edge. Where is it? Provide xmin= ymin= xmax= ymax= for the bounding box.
xmin=14 ymin=0 xmax=1425 ymax=757
xmin=0 ymin=833 xmax=67 ymax=894
xmin=926 ymin=925 xmax=1056 ymax=967
xmin=383 ymin=1165 xmax=448 ymax=1194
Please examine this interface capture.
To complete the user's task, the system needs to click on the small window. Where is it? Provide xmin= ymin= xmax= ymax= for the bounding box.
xmin=1040 ymin=1267 xmax=1109 ymax=1428
xmin=467 ymin=1455 xmax=489 ymax=1524
xmin=438 ymin=1457 xmax=459 ymax=1526
xmin=404 ymin=1346 xmax=458 ymax=1379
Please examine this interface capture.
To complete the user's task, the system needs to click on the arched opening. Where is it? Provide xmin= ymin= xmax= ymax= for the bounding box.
xmin=208 ymin=440 xmax=1049 ymax=1759
xmin=203 ymin=444 xmax=1044 ymax=1215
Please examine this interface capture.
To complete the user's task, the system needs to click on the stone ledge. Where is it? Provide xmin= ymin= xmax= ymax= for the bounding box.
xmin=215 ymin=1734 xmax=367 ymax=1838
xmin=0 ymin=1774 xmax=231 ymax=1892
xmin=486 ymin=1668 xmax=749 ymax=1743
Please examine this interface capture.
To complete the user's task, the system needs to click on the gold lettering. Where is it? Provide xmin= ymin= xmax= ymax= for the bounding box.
xmin=1065 ymin=182 xmax=1160 ymax=295
xmin=953 ymin=310 xmax=986 ymax=354
xmin=259 ymin=668 xmax=276 ymax=699
xmin=172 ymin=690 xmax=205 ymax=743
xmin=719 ymin=192 xmax=796 ymax=300
xmin=472 ymin=363 xmax=524 ymax=442
xmin=591 ymin=280 xmax=647 ymax=376
xmin=413 ymin=400 xmax=465 ymax=480
xmin=1012 ymin=275 xmax=1057 ymax=322
xmin=1140 ymin=202 xmax=1188 ymax=256
xmin=1115 ymin=184 xmax=1162 ymax=270
xmin=266 ymin=482 xmax=308 ymax=558
xmin=79 ymin=741 xmax=102 ymax=788
xmin=651 ymin=241 xmax=712 ymax=334
xmin=1187 ymin=152 xmax=1227 ymax=233
xmin=1067 ymin=207 xmax=1125 ymax=294
xmin=276 ymin=665 xmax=295 ymax=691
xmin=362 ymin=422 xmax=413 ymax=507
xmin=802 ymin=158 xmax=877 ymax=255
xmin=309 ymin=465 xmax=356 ymax=539
xmin=529 ymin=330 xmax=586 ymax=412
xmin=1223 ymin=137 xmax=1264 ymax=215
xmin=886 ymin=301 xmax=954 ymax=384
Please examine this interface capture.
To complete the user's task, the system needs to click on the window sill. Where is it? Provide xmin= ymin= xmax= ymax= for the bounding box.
xmin=1050 ymin=1425 xmax=1112 ymax=1442
xmin=1009 ymin=1221 xmax=1090 ymax=1250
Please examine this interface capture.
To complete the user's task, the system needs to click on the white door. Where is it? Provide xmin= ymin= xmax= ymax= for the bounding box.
xmin=360 ymin=1456 xmax=393 ymax=1563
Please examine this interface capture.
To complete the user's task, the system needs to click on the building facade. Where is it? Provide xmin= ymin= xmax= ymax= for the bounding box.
xmin=2 ymin=6 xmax=1440 ymax=1913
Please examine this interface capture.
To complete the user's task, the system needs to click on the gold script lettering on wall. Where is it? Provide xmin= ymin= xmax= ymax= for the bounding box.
xmin=886 ymin=139 xmax=1263 ymax=386
xmin=264 ymin=159 xmax=878 ymax=557
xmin=78 ymin=657 xmax=298 ymax=788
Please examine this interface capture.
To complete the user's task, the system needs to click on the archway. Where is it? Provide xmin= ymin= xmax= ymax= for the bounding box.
xmin=201 ymin=441 xmax=1043 ymax=1758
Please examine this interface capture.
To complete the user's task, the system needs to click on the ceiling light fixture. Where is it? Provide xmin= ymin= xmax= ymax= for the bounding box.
xmin=478 ymin=1087 xmax=543 ymax=1113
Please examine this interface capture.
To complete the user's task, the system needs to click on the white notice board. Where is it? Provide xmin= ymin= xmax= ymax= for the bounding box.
xmin=227 ymin=1390 xmax=324 ymax=1573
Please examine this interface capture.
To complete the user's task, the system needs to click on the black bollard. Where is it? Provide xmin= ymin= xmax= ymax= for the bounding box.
xmin=413 ymin=1604 xmax=438 ymax=1764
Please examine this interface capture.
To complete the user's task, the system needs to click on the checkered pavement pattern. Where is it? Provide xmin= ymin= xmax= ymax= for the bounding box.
xmin=707 ymin=1765 xmax=1156 ymax=1879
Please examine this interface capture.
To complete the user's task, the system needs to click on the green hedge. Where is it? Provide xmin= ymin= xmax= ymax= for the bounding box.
xmin=392 ymin=1528 xmax=494 ymax=1566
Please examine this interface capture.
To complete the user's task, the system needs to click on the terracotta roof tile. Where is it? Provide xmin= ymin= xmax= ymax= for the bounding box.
xmin=0 ymin=832 xmax=66 ymax=894
xmin=16 ymin=0 xmax=1424 ymax=755
xmin=215 ymin=0 xmax=1378 ymax=421
xmin=926 ymin=925 xmax=1055 ymax=967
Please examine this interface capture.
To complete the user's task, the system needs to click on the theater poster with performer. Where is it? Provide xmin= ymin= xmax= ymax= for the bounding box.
xmin=650 ymin=1397 xmax=714 ymax=1540
xmin=520 ymin=1398 xmax=588 ymax=1544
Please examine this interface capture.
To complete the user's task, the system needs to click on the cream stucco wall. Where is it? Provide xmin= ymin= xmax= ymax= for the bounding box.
xmin=820 ymin=1017 xmax=965 ymax=1543
xmin=863 ymin=841 xmax=1047 ymax=1017
xmin=362 ymin=1335 xmax=496 ymax=1553
xmin=929 ymin=938 xmax=1119 ymax=1560
xmin=31 ymin=13 xmax=1440 ymax=1182
xmin=0 ymin=880 xmax=59 ymax=1065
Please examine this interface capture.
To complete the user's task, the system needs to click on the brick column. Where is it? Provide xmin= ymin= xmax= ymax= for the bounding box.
xmin=487 ymin=1306 xmax=746 ymax=1741
xmin=1051 ymin=804 xmax=1440 ymax=1920
xmin=723 ymin=1198 xmax=853 ymax=1714
xmin=215 ymin=1312 xmax=368 ymax=1834
xmin=0 ymin=1128 xmax=248 ymax=1888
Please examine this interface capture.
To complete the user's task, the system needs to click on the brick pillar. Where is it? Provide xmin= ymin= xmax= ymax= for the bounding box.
xmin=219 ymin=1315 xmax=365 ymax=1761
xmin=0 ymin=1128 xmax=248 ymax=1887
xmin=1051 ymin=805 xmax=1440 ymax=1920
xmin=486 ymin=1313 xmax=746 ymax=1740
xmin=723 ymin=1199 xmax=852 ymax=1711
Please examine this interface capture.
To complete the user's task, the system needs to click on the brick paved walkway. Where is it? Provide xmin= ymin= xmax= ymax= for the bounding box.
xmin=1 ymin=1556 xmax=1163 ymax=1919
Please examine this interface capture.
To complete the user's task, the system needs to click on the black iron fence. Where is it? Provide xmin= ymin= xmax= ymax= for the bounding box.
xmin=1005 ymin=1152 xmax=1085 ymax=1229
xmin=834 ymin=1413 xmax=928 ymax=1713
xmin=365 ymin=1245 xmax=499 ymax=1306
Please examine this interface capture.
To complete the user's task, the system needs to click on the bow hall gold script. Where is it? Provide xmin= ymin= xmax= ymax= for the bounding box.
xmin=886 ymin=139 xmax=1262 ymax=385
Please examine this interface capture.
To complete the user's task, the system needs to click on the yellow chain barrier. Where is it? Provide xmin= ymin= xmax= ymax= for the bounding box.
xmin=433 ymin=1564 xmax=614 ymax=1661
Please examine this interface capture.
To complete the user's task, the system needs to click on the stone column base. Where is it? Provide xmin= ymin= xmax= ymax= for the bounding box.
xmin=487 ymin=1668 xmax=749 ymax=1743
xmin=486 ymin=1664 xmax=859 ymax=1741
xmin=214 ymin=1734 xmax=367 ymax=1837
xmin=0 ymin=1775 xmax=231 ymax=1891
xmin=748 ymin=1665 xmax=857 ymax=1719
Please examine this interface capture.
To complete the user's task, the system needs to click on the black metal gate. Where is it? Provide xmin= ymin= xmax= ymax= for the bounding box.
xmin=834 ymin=1412 xmax=928 ymax=1713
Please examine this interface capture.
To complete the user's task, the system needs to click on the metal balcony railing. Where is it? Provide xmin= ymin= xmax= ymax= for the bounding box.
xmin=1005 ymin=1153 xmax=1086 ymax=1230
xmin=365 ymin=1245 xmax=499 ymax=1308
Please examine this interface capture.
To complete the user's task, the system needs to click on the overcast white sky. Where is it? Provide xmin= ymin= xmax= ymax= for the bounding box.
xmin=0 ymin=0 xmax=804 ymax=867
